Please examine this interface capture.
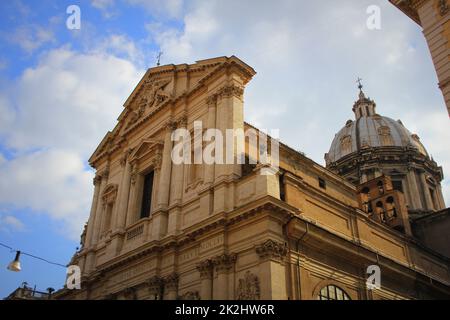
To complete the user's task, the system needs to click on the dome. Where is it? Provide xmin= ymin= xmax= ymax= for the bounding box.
xmin=325 ymin=89 xmax=429 ymax=165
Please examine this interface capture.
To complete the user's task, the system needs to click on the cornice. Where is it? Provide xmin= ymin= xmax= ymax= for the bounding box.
xmin=82 ymin=196 xmax=296 ymax=276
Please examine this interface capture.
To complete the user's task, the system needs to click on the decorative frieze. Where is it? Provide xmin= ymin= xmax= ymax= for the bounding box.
xmin=236 ymin=271 xmax=260 ymax=300
xmin=255 ymin=239 xmax=287 ymax=262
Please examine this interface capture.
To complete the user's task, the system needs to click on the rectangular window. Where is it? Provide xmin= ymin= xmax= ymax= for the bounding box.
xmin=392 ymin=180 xmax=403 ymax=193
xmin=318 ymin=177 xmax=326 ymax=189
xmin=140 ymin=171 xmax=154 ymax=219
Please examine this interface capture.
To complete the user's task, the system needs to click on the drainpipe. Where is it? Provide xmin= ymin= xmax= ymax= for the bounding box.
xmin=296 ymin=222 xmax=309 ymax=300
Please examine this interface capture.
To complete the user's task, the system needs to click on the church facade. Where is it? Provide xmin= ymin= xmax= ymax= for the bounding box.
xmin=55 ymin=56 xmax=450 ymax=300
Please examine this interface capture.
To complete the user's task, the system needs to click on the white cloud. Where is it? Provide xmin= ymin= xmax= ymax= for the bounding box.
xmin=8 ymin=25 xmax=55 ymax=54
xmin=127 ymin=0 xmax=184 ymax=19
xmin=0 ymin=46 xmax=143 ymax=239
xmin=1 ymin=47 xmax=142 ymax=156
xmin=0 ymin=214 xmax=25 ymax=233
xmin=96 ymin=34 xmax=145 ymax=65
xmin=91 ymin=0 xmax=117 ymax=18
xmin=0 ymin=150 xmax=90 ymax=239
xmin=92 ymin=0 xmax=115 ymax=9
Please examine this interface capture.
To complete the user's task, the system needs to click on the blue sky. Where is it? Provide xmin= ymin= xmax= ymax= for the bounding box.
xmin=0 ymin=0 xmax=449 ymax=298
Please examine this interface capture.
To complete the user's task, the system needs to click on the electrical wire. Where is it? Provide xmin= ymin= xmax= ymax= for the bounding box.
xmin=0 ymin=241 xmax=66 ymax=268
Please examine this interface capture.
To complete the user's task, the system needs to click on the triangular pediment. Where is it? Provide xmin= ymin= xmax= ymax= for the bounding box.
xmin=89 ymin=56 xmax=256 ymax=167
xmin=130 ymin=139 xmax=164 ymax=162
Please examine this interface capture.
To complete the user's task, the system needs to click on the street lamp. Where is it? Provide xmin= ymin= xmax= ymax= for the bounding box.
xmin=7 ymin=251 xmax=22 ymax=272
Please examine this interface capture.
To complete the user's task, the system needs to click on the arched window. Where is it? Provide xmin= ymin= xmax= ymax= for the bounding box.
xmin=375 ymin=201 xmax=386 ymax=222
xmin=377 ymin=181 xmax=384 ymax=195
xmin=317 ymin=285 xmax=351 ymax=300
xmin=360 ymin=187 xmax=372 ymax=213
xmin=386 ymin=196 xmax=397 ymax=219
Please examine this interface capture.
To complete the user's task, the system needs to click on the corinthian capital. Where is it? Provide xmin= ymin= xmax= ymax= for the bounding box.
xmin=164 ymin=273 xmax=179 ymax=292
xmin=165 ymin=119 xmax=177 ymax=132
xmin=216 ymin=84 xmax=244 ymax=101
xmin=93 ymin=175 xmax=102 ymax=186
xmin=255 ymin=239 xmax=287 ymax=262
xmin=212 ymin=253 xmax=237 ymax=273
xmin=206 ymin=94 xmax=217 ymax=107
xmin=177 ymin=114 xmax=188 ymax=128
xmin=147 ymin=276 xmax=164 ymax=296
xmin=196 ymin=259 xmax=213 ymax=279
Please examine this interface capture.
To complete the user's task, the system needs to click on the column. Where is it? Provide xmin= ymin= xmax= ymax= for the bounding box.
xmin=171 ymin=117 xmax=187 ymax=205
xmin=84 ymin=175 xmax=102 ymax=248
xmin=214 ymin=84 xmax=244 ymax=180
xmin=406 ymin=168 xmax=422 ymax=210
xmin=401 ymin=176 xmax=413 ymax=210
xmin=419 ymin=171 xmax=434 ymax=210
xmin=196 ymin=259 xmax=213 ymax=300
xmin=114 ymin=155 xmax=132 ymax=231
xmin=203 ymin=95 xmax=217 ymax=186
xmin=164 ymin=273 xmax=179 ymax=300
xmin=212 ymin=253 xmax=236 ymax=300
xmin=92 ymin=168 xmax=108 ymax=244
xmin=213 ymin=84 xmax=244 ymax=214
xmin=167 ymin=117 xmax=186 ymax=235
xmin=157 ymin=121 xmax=175 ymax=210
xmin=436 ymin=184 xmax=446 ymax=209
xmin=126 ymin=163 xmax=139 ymax=226
xmin=147 ymin=276 xmax=164 ymax=300
xmin=255 ymin=239 xmax=288 ymax=300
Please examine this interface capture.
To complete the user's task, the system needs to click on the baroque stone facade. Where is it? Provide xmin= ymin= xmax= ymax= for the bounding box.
xmin=55 ymin=56 xmax=450 ymax=300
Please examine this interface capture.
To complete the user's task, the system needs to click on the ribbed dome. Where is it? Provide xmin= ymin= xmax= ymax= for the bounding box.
xmin=325 ymin=89 xmax=428 ymax=165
